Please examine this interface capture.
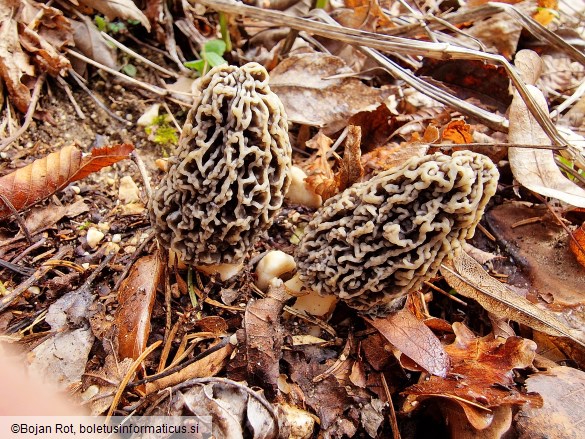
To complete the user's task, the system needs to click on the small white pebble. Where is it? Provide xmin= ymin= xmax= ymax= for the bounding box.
xmin=86 ymin=227 xmax=105 ymax=249
xmin=104 ymin=242 xmax=120 ymax=254
xmin=125 ymin=113 xmax=133 ymax=121
xmin=97 ymin=222 xmax=110 ymax=233
xmin=0 ymin=152 xmax=7 ymax=159
xmin=124 ymin=245 xmax=137 ymax=254
xmin=112 ymin=234 xmax=122 ymax=243
xmin=69 ymin=185 xmax=81 ymax=194
xmin=27 ymin=286 xmax=41 ymax=295
xmin=118 ymin=176 xmax=141 ymax=204
xmin=137 ymin=103 xmax=160 ymax=127
xmin=81 ymin=263 xmax=90 ymax=270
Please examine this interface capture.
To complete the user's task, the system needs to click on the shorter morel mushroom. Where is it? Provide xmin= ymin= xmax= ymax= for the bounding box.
xmin=296 ymin=151 xmax=499 ymax=314
xmin=150 ymin=63 xmax=292 ymax=272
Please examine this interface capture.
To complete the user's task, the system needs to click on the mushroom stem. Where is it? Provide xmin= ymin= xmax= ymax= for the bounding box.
xmin=196 ymin=262 xmax=243 ymax=281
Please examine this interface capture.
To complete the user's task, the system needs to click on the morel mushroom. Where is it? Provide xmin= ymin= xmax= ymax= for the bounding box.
xmin=296 ymin=151 xmax=499 ymax=314
xmin=151 ymin=63 xmax=292 ymax=269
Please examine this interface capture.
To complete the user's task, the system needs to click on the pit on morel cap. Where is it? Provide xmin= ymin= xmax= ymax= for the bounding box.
xmin=150 ymin=63 xmax=292 ymax=269
xmin=296 ymin=151 xmax=499 ymax=315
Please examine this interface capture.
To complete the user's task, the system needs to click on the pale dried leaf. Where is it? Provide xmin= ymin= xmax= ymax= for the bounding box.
xmin=441 ymin=251 xmax=585 ymax=348
xmin=516 ymin=366 xmax=585 ymax=438
xmin=180 ymin=383 xmax=246 ymax=439
xmin=466 ymin=11 xmax=522 ymax=59
xmin=70 ymin=18 xmax=119 ymax=70
xmin=28 ymin=328 xmax=94 ymax=388
xmin=78 ymin=0 xmax=151 ymax=31
xmin=247 ymin=396 xmax=278 ymax=439
xmin=508 ymin=53 xmax=585 ymax=207
xmin=269 ymin=52 xmax=389 ymax=129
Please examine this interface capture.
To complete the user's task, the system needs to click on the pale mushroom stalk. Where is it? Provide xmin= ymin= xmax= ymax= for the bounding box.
xmin=296 ymin=151 xmax=499 ymax=316
xmin=150 ymin=63 xmax=292 ymax=277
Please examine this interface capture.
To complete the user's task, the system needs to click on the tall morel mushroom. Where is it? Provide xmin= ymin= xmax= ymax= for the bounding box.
xmin=296 ymin=151 xmax=499 ymax=314
xmin=150 ymin=63 xmax=292 ymax=269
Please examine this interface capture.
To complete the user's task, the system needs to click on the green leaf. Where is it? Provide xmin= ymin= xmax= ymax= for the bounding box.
xmin=107 ymin=21 xmax=126 ymax=33
xmin=184 ymin=59 xmax=205 ymax=74
xmin=122 ymin=64 xmax=137 ymax=77
xmin=204 ymin=39 xmax=226 ymax=56
xmin=203 ymin=52 xmax=227 ymax=68
xmin=94 ymin=16 xmax=107 ymax=32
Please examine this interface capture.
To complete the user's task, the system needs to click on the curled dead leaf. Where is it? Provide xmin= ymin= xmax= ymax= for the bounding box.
xmin=403 ymin=322 xmax=541 ymax=429
xmin=115 ymin=254 xmax=163 ymax=361
xmin=0 ymin=143 xmax=134 ymax=219
xmin=365 ymin=307 xmax=450 ymax=378
xmin=305 ymin=125 xmax=364 ymax=201
xmin=508 ymin=50 xmax=585 ymax=208
xmin=441 ymin=251 xmax=585 ymax=348
xmin=440 ymin=119 xmax=473 ymax=144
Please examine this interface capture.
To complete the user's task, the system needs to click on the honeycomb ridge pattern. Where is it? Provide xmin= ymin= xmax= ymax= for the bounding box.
xmin=297 ymin=151 xmax=499 ymax=313
xmin=151 ymin=63 xmax=292 ymax=265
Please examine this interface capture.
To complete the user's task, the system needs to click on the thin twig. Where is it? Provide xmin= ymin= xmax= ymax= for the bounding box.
xmin=100 ymin=32 xmax=179 ymax=78
xmin=127 ymin=335 xmax=233 ymax=388
xmin=10 ymin=235 xmax=46 ymax=263
xmin=106 ymin=340 xmax=163 ymax=420
xmin=66 ymin=49 xmax=168 ymax=96
xmin=131 ymin=150 xmax=153 ymax=200
xmin=380 ymin=372 xmax=401 ymax=439
xmin=0 ymin=194 xmax=33 ymax=245
xmin=56 ymin=76 xmax=85 ymax=119
xmin=0 ymin=246 xmax=72 ymax=313
xmin=0 ymin=73 xmax=47 ymax=151
xmin=68 ymin=69 xmax=131 ymax=126
xmin=0 ymin=259 xmax=35 ymax=277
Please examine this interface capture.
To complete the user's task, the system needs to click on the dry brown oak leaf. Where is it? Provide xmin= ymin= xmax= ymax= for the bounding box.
xmin=0 ymin=143 xmax=134 ymax=219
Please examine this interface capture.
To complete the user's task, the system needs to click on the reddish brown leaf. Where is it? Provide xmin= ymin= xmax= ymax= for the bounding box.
xmin=0 ymin=143 xmax=134 ymax=219
xmin=114 ymin=254 xmax=163 ymax=361
xmin=440 ymin=120 xmax=473 ymax=144
xmin=17 ymin=0 xmax=73 ymax=76
xmin=348 ymin=103 xmax=394 ymax=152
xmin=365 ymin=307 xmax=450 ymax=378
xmin=335 ymin=125 xmax=364 ymax=194
xmin=569 ymin=222 xmax=585 ymax=269
xmin=304 ymin=131 xmax=335 ymax=195
xmin=244 ymin=281 xmax=289 ymax=398
xmin=70 ymin=143 xmax=134 ymax=180
xmin=403 ymin=322 xmax=542 ymax=428
xmin=305 ymin=126 xmax=364 ymax=201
